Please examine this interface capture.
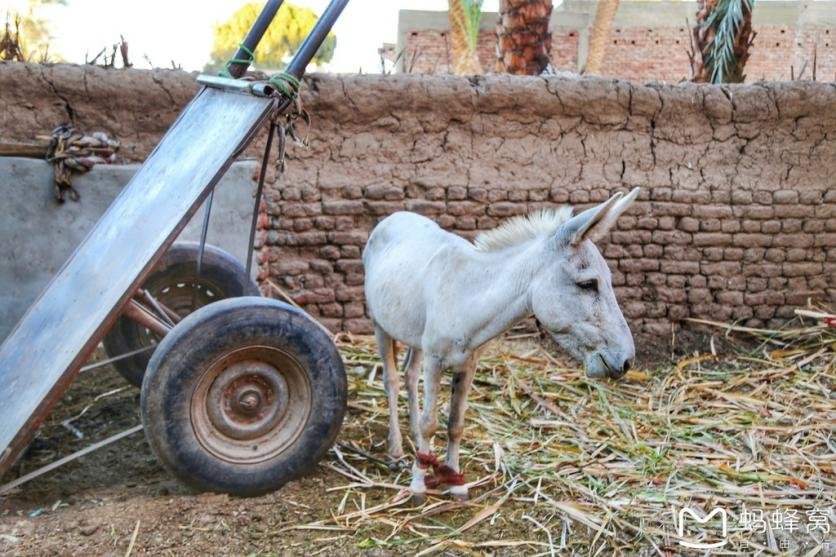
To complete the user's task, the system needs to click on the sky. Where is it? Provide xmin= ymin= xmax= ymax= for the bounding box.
xmin=4 ymin=0 xmax=502 ymax=73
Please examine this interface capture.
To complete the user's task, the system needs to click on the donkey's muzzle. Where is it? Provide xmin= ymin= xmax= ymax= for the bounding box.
xmin=607 ymin=358 xmax=631 ymax=379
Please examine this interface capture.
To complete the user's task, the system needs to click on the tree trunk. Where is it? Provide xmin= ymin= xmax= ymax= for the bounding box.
xmin=495 ymin=0 xmax=553 ymax=75
xmin=448 ymin=0 xmax=483 ymax=74
xmin=584 ymin=0 xmax=619 ymax=75
xmin=690 ymin=0 xmax=755 ymax=83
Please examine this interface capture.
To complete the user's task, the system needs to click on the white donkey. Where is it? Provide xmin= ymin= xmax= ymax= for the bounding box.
xmin=363 ymin=188 xmax=640 ymax=501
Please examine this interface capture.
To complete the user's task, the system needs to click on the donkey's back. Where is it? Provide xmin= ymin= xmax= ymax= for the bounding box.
xmin=363 ymin=212 xmax=468 ymax=348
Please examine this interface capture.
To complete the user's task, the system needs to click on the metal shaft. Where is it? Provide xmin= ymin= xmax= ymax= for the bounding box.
xmin=227 ymin=0 xmax=285 ymax=78
xmin=285 ymin=0 xmax=350 ymax=79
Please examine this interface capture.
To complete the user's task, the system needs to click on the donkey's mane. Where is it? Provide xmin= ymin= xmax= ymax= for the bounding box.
xmin=473 ymin=207 xmax=573 ymax=252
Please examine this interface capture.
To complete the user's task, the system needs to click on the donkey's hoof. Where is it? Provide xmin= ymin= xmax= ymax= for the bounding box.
xmin=448 ymin=485 xmax=469 ymax=501
xmin=410 ymin=491 xmax=427 ymax=506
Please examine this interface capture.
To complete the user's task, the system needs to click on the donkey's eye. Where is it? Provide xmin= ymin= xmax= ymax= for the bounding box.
xmin=577 ymin=279 xmax=598 ymax=292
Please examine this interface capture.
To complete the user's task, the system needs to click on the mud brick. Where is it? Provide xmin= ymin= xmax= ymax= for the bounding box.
xmin=693 ymin=233 xmax=730 ymax=247
xmin=723 ymin=248 xmax=744 ymax=261
xmin=618 ymin=216 xmax=638 ymax=230
xmin=667 ymin=274 xmax=687 ymax=288
xmin=456 ymin=216 xmax=477 ymax=230
xmin=755 ymin=306 xmax=775 ymax=320
xmin=569 ymin=190 xmax=590 ymax=203
xmin=468 ymin=187 xmax=488 ymax=202
xmin=693 ymin=205 xmax=733 ymax=219
xmin=365 ymin=184 xmax=405 ymax=200
xmin=314 ymin=216 xmax=335 ymax=230
xmin=799 ymin=190 xmax=823 ymax=204
xmin=733 ymin=233 xmax=772 ymax=247
xmin=550 ymin=187 xmax=569 ymax=203
xmin=731 ymin=305 xmax=754 ymax=319
xmin=657 ymin=216 xmax=675 ymax=230
xmin=774 ymin=234 xmax=813 ymax=248
xmin=335 ymin=285 xmax=365 ymax=303
xmin=320 ymin=245 xmax=341 ymax=260
xmin=529 ymin=189 xmax=549 ymax=201
xmin=761 ymin=220 xmax=781 ymax=234
xmin=329 ymin=230 xmax=368 ymax=245
xmin=803 ymin=220 xmax=825 ymax=233
xmin=405 ymin=199 xmax=446 ymax=215
xmin=319 ymin=303 xmax=344 ymax=318
xmin=782 ymin=219 xmax=803 ymax=233
xmin=703 ymin=247 xmax=724 ymax=261
xmin=650 ymin=187 xmax=672 ymax=201
xmin=340 ymin=245 xmax=361 ymax=258
xmin=447 ymin=186 xmax=467 ymax=200
xmin=309 ymin=259 xmax=333 ymax=274
xmin=700 ymin=219 xmax=722 ymax=232
xmin=817 ymin=205 xmax=836 ymax=218
xmin=773 ymin=205 xmax=812 ymax=218
xmin=731 ymin=190 xmax=753 ymax=204
xmin=716 ymin=291 xmax=743 ymax=305
xmin=783 ymin=262 xmax=822 ymax=276
xmin=721 ymin=220 xmax=741 ymax=233
xmin=343 ymin=302 xmax=366 ymax=318
xmin=753 ymin=191 xmax=773 ymax=205
xmin=785 ymin=248 xmax=807 ymax=262
xmin=741 ymin=220 xmax=761 ymax=233
xmin=345 ymin=318 xmax=373 ymax=334
xmin=773 ymin=190 xmax=799 ymax=204
xmin=426 ymin=187 xmax=446 ymax=201
xmin=448 ymin=201 xmax=484 ymax=216
xmin=815 ymin=234 xmax=836 ymax=247
xmin=321 ymin=200 xmax=363 ymax=216
xmin=437 ymin=215 xmax=456 ymax=228
xmin=644 ymin=244 xmax=663 ymax=258
xmin=487 ymin=190 xmax=507 ymax=203
xmin=650 ymin=201 xmax=691 ymax=217
xmin=625 ymin=272 xmax=645 ymax=286
xmin=620 ymin=258 xmax=660 ymax=272
xmin=646 ymin=273 xmax=667 ymax=286
xmin=335 ymin=216 xmax=355 ymax=230
xmin=636 ymin=217 xmax=657 ymax=229
xmin=508 ymin=189 xmax=527 ymax=202
xmin=689 ymin=275 xmax=707 ymax=288
xmin=668 ymin=304 xmax=689 ymax=320
xmin=293 ymin=288 xmax=335 ymax=305
xmin=604 ymin=244 xmax=627 ymax=258
xmin=743 ymin=247 xmax=766 ymax=262
xmin=366 ymin=200 xmax=405 ymax=216
xmin=660 ymin=261 xmax=699 ymax=274
xmin=477 ymin=216 xmax=497 ymax=229
xmin=764 ymin=248 xmax=786 ymax=263
xmin=611 ymin=270 xmax=626 ymax=286
xmin=701 ymin=261 xmax=741 ymax=276
xmin=728 ymin=275 xmax=746 ymax=290
xmin=293 ymin=218 xmax=314 ymax=232
xmin=657 ymin=287 xmax=686 ymax=303
xmin=742 ymin=206 xmax=774 ymax=219
xmin=747 ymin=277 xmax=768 ymax=291
xmin=651 ymin=230 xmax=690 ymax=244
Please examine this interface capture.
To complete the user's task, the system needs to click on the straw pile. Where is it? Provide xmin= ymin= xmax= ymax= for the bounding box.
xmin=295 ymin=309 xmax=834 ymax=555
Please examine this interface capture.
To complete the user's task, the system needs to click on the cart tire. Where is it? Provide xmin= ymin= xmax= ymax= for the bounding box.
xmin=140 ymin=297 xmax=346 ymax=496
xmin=103 ymin=242 xmax=259 ymax=387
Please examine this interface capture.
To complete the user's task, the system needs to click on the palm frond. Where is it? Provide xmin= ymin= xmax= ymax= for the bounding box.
xmin=700 ymin=0 xmax=754 ymax=83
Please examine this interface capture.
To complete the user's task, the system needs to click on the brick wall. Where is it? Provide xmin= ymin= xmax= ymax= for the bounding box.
xmin=262 ymin=75 xmax=835 ymax=336
xmin=1 ymin=64 xmax=833 ymax=341
xmin=404 ymin=24 xmax=836 ymax=82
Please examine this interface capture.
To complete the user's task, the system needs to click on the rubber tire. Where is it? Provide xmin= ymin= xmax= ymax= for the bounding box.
xmin=140 ymin=297 xmax=347 ymax=496
xmin=103 ymin=242 xmax=259 ymax=387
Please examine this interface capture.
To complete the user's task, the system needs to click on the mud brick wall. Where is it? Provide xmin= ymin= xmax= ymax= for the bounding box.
xmin=1 ymin=64 xmax=833 ymax=338
xmin=265 ymin=75 xmax=836 ymax=336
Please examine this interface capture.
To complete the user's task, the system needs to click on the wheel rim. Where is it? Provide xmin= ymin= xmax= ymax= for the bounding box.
xmin=190 ymin=345 xmax=312 ymax=464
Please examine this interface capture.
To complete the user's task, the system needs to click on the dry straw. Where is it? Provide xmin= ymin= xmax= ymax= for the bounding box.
xmin=295 ymin=306 xmax=834 ymax=554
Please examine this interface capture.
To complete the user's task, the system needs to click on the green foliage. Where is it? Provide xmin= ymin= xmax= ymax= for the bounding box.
xmin=206 ymin=2 xmax=336 ymax=72
xmin=451 ymin=0 xmax=484 ymax=52
xmin=701 ymin=0 xmax=754 ymax=83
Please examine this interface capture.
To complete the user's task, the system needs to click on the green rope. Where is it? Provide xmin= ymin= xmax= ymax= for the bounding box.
xmin=268 ymin=72 xmax=301 ymax=100
xmin=218 ymin=42 xmax=255 ymax=78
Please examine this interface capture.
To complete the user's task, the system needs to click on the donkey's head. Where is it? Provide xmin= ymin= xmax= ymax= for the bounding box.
xmin=530 ymin=188 xmax=640 ymax=379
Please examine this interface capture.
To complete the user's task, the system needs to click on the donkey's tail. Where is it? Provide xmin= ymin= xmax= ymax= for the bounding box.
xmin=402 ymin=348 xmax=415 ymax=373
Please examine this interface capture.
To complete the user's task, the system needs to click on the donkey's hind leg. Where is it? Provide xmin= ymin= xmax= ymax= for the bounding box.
xmin=375 ymin=326 xmax=404 ymax=460
xmin=445 ymin=355 xmax=477 ymax=500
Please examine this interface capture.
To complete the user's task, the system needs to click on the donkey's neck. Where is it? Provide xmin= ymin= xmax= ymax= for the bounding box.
xmin=456 ymin=239 xmax=546 ymax=349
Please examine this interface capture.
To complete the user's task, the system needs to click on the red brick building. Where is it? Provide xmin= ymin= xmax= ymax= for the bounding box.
xmin=394 ymin=1 xmax=836 ymax=82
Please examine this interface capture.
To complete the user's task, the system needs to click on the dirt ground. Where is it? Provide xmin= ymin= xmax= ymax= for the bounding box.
xmin=0 ymin=335 xmax=833 ymax=556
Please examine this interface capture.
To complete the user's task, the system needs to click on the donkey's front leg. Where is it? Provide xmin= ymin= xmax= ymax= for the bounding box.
xmin=445 ymin=356 xmax=477 ymax=500
xmin=409 ymin=354 xmax=442 ymax=503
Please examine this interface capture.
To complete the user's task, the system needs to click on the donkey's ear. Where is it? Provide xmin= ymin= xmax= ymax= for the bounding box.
xmin=557 ymin=192 xmax=623 ymax=247
xmin=583 ymin=187 xmax=641 ymax=243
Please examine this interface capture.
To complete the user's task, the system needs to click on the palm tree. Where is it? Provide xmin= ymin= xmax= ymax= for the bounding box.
xmin=584 ymin=0 xmax=619 ymax=74
xmin=448 ymin=0 xmax=484 ymax=74
xmin=495 ymin=0 xmax=553 ymax=75
xmin=690 ymin=0 xmax=756 ymax=83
